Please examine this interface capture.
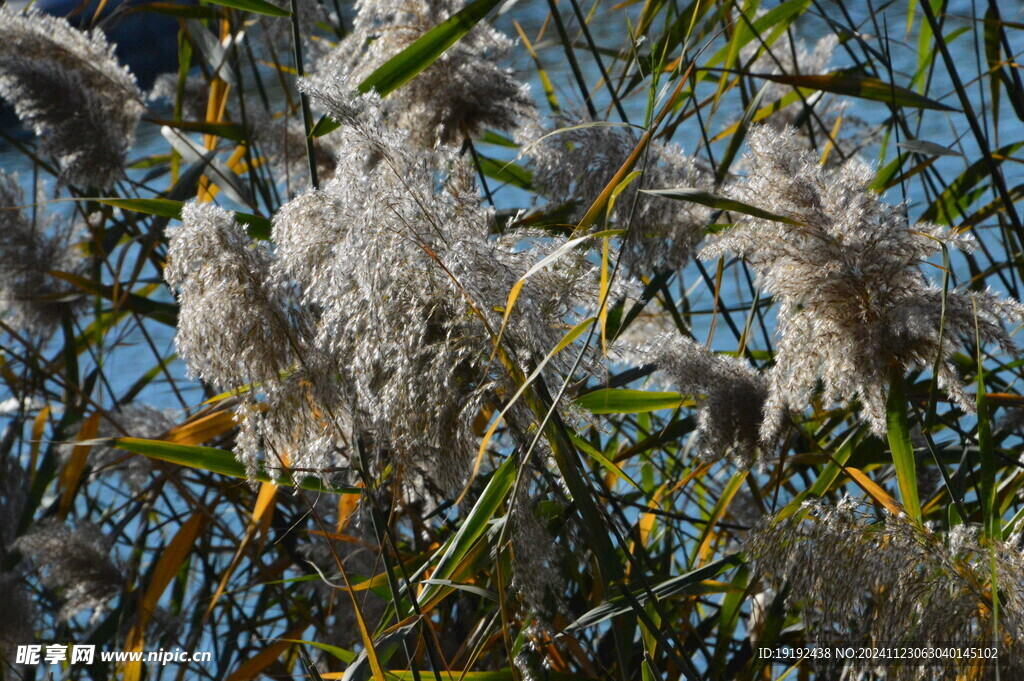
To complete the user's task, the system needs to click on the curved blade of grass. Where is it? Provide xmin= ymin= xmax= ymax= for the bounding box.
xmin=224 ymin=627 xmax=309 ymax=681
xmin=49 ymin=271 xmax=179 ymax=327
xmin=123 ymin=513 xmax=205 ymax=681
xmin=417 ymin=456 xmax=515 ymax=608
xmin=566 ymin=553 xmax=741 ymax=630
xmin=284 ymin=640 xmax=356 ymax=664
xmin=150 ymin=118 xmax=248 ymax=141
xmin=711 ymin=565 xmax=749 ymax=677
xmin=976 ymin=304 xmax=997 ymax=539
xmin=921 ymin=141 xmax=1024 ymax=224
xmin=94 ymin=197 xmax=271 ymax=239
xmin=490 ymin=230 xmax=622 ymax=362
xmin=897 ymin=139 xmax=964 ymax=157
xmin=576 ymin=388 xmax=682 ymax=414
xmin=163 ymin=409 xmax=237 ymax=446
xmin=845 ymin=466 xmax=903 ymax=516
xmin=106 ymin=437 xmax=359 ymax=494
xmin=513 ymin=20 xmax=560 ymax=115
xmin=476 ymin=156 xmax=533 ymax=190
xmin=691 ymin=470 xmax=747 ymax=567
xmin=96 ymin=197 xmax=183 ymax=219
xmin=640 ymin=188 xmax=803 ymax=225
xmin=711 ymin=89 xmax=807 ymax=143
xmin=466 ymin=316 xmax=595 ymax=503
xmin=759 ymin=70 xmax=958 ymax=111
xmin=569 ymin=432 xmax=643 ymax=493
xmin=715 ymin=84 xmax=766 ymax=185
xmin=57 ymin=413 xmax=100 ymax=518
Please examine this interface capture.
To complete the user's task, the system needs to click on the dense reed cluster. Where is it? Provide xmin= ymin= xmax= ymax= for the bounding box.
xmin=747 ymin=498 xmax=1024 ymax=679
xmin=644 ymin=334 xmax=767 ymax=467
xmin=2 ymin=0 xmax=1024 ymax=678
xmin=166 ymin=89 xmax=618 ymax=490
xmin=14 ymin=520 xmax=121 ymax=623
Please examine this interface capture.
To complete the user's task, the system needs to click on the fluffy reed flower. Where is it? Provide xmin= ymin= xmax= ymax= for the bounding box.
xmin=0 ymin=172 xmax=84 ymax=336
xmin=14 ymin=520 xmax=122 ymax=622
xmin=267 ymin=116 xmax=499 ymax=488
xmin=747 ymin=497 xmax=1024 ymax=678
xmin=644 ymin=334 xmax=767 ymax=467
xmin=742 ymin=30 xmax=840 ymax=126
xmin=165 ymin=203 xmax=348 ymax=478
xmin=523 ymin=120 xmax=713 ymax=272
xmin=0 ymin=7 xmax=143 ymax=189
xmin=307 ymin=0 xmax=533 ymax=149
xmin=166 ymin=202 xmax=299 ymax=391
xmin=276 ymin=88 xmax=615 ymax=489
xmin=149 ymin=73 xmax=209 ymax=122
xmin=702 ymin=126 xmax=1024 ymax=441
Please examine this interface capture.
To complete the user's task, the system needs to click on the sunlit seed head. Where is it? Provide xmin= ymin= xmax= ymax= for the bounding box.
xmin=703 ymin=125 xmax=1024 ymax=442
xmin=522 ymin=119 xmax=713 ymax=272
xmin=307 ymin=0 xmax=534 ymax=150
xmin=0 ymin=7 xmax=143 ymax=189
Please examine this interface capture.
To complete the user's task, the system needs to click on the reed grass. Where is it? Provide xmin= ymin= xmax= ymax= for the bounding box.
xmin=1 ymin=0 xmax=1023 ymax=679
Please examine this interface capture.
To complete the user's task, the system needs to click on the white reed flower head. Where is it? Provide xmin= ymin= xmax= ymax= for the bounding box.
xmin=269 ymin=88 xmax=618 ymax=490
xmin=737 ymin=21 xmax=868 ymax=160
xmin=702 ymin=126 xmax=1024 ymax=441
xmin=746 ymin=497 xmax=1024 ymax=678
xmin=523 ymin=119 xmax=713 ymax=272
xmin=307 ymin=0 xmax=533 ymax=149
xmin=0 ymin=172 xmax=85 ymax=337
xmin=149 ymin=73 xmax=209 ymax=122
xmin=643 ymin=334 xmax=767 ymax=467
xmin=165 ymin=202 xmax=352 ymax=480
xmin=165 ymin=201 xmax=299 ymax=391
xmin=14 ymin=520 xmax=122 ymax=623
xmin=742 ymin=29 xmax=839 ymax=119
xmin=0 ymin=6 xmax=143 ymax=188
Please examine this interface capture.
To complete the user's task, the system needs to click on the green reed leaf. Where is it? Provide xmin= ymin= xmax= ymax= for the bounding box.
xmin=886 ymin=370 xmax=922 ymax=525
